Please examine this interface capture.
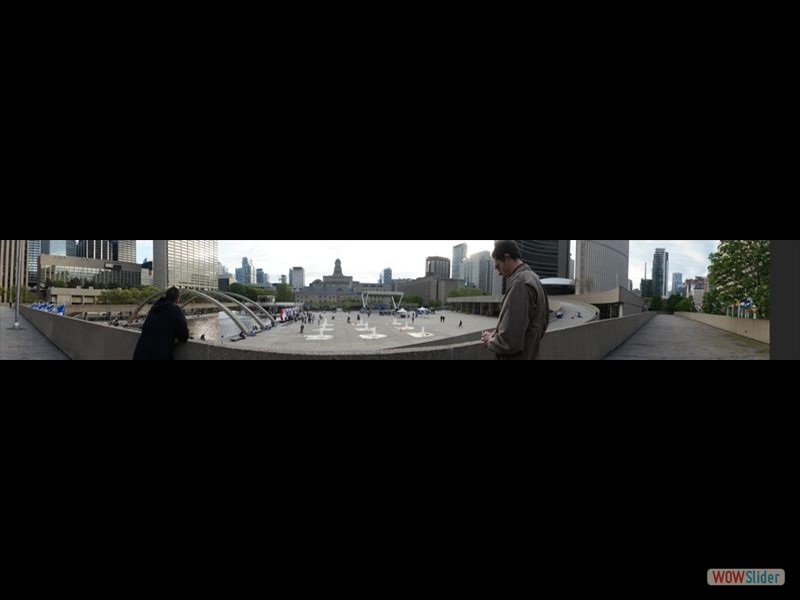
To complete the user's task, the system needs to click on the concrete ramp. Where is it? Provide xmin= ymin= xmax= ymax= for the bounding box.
xmin=605 ymin=315 xmax=769 ymax=360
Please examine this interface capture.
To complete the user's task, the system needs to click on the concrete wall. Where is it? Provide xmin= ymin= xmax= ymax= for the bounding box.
xmin=23 ymin=307 xmax=141 ymax=360
xmin=539 ymin=312 xmax=655 ymax=359
xmin=22 ymin=307 xmax=656 ymax=361
xmin=675 ymin=312 xmax=770 ymax=344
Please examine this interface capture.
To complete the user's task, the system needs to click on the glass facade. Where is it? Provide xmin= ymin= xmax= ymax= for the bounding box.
xmin=77 ymin=240 xmax=113 ymax=260
xmin=512 ymin=240 xmax=570 ymax=279
xmin=154 ymin=240 xmax=219 ymax=290
xmin=41 ymin=240 xmax=76 ymax=256
xmin=452 ymin=244 xmax=467 ymax=280
xmin=575 ymin=240 xmax=630 ymax=294
xmin=39 ymin=256 xmax=141 ymax=288
xmin=115 ymin=240 xmax=137 ymax=263
xmin=75 ymin=240 xmax=136 ymax=262
xmin=652 ymin=248 xmax=669 ymax=297
xmin=28 ymin=240 xmax=42 ymax=285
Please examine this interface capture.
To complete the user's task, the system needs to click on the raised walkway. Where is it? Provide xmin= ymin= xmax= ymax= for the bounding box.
xmin=605 ymin=314 xmax=769 ymax=360
xmin=0 ymin=306 xmax=69 ymax=360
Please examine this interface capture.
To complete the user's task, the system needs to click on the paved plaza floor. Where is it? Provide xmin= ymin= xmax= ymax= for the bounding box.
xmin=605 ymin=314 xmax=769 ymax=360
xmin=0 ymin=306 xmax=69 ymax=360
xmin=220 ymin=310 xmax=498 ymax=353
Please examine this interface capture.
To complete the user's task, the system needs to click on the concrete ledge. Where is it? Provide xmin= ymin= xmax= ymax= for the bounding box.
xmin=22 ymin=307 xmax=656 ymax=360
xmin=22 ymin=307 xmax=141 ymax=360
xmin=539 ymin=312 xmax=655 ymax=359
xmin=674 ymin=312 xmax=770 ymax=344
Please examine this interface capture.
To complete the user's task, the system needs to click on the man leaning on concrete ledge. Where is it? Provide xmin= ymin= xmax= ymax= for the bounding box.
xmin=133 ymin=287 xmax=190 ymax=360
xmin=481 ymin=240 xmax=550 ymax=360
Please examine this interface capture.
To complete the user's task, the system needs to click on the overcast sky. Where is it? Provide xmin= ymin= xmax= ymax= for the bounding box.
xmin=137 ymin=240 xmax=719 ymax=287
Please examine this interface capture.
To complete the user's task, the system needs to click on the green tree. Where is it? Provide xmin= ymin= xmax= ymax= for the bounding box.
xmin=140 ymin=286 xmax=161 ymax=297
xmin=449 ymin=287 xmax=487 ymax=298
xmin=401 ymin=295 xmax=422 ymax=307
xmin=8 ymin=286 xmax=36 ymax=303
xmin=674 ymin=297 xmax=694 ymax=313
xmin=701 ymin=287 xmax=722 ymax=315
xmin=665 ymin=294 xmax=683 ymax=313
xmin=99 ymin=286 xmax=162 ymax=305
xmin=650 ymin=295 xmax=664 ymax=311
xmin=339 ymin=299 xmax=359 ymax=311
xmin=229 ymin=283 xmax=248 ymax=297
xmin=276 ymin=283 xmax=294 ymax=302
xmin=708 ymin=240 xmax=770 ymax=318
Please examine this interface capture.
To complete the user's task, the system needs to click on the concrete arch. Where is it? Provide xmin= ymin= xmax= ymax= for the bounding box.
xmin=180 ymin=290 xmax=264 ymax=334
xmin=201 ymin=290 xmax=268 ymax=331
xmin=222 ymin=291 xmax=277 ymax=326
xmin=130 ymin=290 xmax=173 ymax=323
xmin=361 ymin=291 xmax=405 ymax=310
xmin=130 ymin=289 xmax=252 ymax=337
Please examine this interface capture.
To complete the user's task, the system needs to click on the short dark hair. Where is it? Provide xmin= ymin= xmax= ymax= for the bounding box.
xmin=165 ymin=287 xmax=181 ymax=303
xmin=492 ymin=240 xmax=522 ymax=261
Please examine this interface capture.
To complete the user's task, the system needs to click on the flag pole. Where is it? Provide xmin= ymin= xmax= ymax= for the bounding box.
xmin=12 ymin=239 xmax=23 ymax=329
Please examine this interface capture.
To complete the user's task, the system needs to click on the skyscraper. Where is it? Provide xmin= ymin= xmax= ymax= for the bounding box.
xmin=240 ymin=257 xmax=256 ymax=285
xmin=672 ymin=273 xmax=684 ymax=295
xmin=575 ymin=240 xmax=630 ymax=294
xmin=27 ymin=240 xmax=42 ymax=286
xmin=652 ymin=248 xmax=669 ymax=297
xmin=452 ymin=243 xmax=468 ymax=280
xmin=290 ymin=267 xmax=305 ymax=290
xmin=0 ymin=240 xmax=28 ymax=303
xmin=382 ymin=268 xmax=393 ymax=291
xmin=115 ymin=240 xmax=137 ymax=263
xmin=256 ymin=268 xmax=267 ymax=286
xmin=467 ymin=251 xmax=493 ymax=293
xmin=154 ymin=240 xmax=218 ymax=290
xmin=76 ymin=240 xmax=135 ymax=262
xmin=506 ymin=240 xmax=570 ymax=278
xmin=77 ymin=240 xmax=112 ymax=260
xmin=426 ymin=256 xmax=451 ymax=279
xmin=42 ymin=240 xmax=77 ymax=257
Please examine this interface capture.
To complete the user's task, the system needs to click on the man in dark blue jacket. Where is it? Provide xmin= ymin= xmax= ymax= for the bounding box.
xmin=133 ymin=287 xmax=190 ymax=360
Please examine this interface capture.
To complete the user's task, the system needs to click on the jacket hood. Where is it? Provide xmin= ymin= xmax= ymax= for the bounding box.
xmin=150 ymin=298 xmax=178 ymax=315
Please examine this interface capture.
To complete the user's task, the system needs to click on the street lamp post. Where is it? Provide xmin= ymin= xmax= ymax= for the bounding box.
xmin=13 ymin=239 xmax=23 ymax=328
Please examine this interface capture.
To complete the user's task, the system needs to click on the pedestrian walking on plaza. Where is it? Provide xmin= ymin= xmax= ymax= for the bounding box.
xmin=481 ymin=240 xmax=550 ymax=360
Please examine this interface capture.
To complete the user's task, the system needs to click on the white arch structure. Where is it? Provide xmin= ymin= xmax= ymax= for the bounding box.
xmin=361 ymin=291 xmax=405 ymax=310
xmin=130 ymin=289 xmax=266 ymax=337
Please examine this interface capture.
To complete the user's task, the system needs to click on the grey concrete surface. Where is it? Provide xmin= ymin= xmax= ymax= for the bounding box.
xmin=675 ymin=312 xmax=770 ymax=344
xmin=605 ymin=314 xmax=769 ymax=360
xmin=1 ymin=306 xmax=69 ymax=360
xmin=21 ymin=306 xmax=658 ymax=360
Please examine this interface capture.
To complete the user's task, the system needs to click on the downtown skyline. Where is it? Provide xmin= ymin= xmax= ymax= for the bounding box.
xmin=136 ymin=240 xmax=720 ymax=290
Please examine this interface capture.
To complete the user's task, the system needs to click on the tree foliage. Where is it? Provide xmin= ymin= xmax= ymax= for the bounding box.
xmin=229 ymin=283 xmax=273 ymax=302
xmin=448 ymin=287 xmax=487 ymax=298
xmin=275 ymin=283 xmax=294 ymax=303
xmin=98 ymin=286 xmax=162 ymax=305
xmin=5 ymin=286 xmax=37 ymax=303
xmin=649 ymin=295 xmax=664 ymax=311
xmin=708 ymin=240 xmax=770 ymax=318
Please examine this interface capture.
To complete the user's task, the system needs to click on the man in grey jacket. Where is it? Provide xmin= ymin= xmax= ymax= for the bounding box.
xmin=481 ymin=240 xmax=550 ymax=360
